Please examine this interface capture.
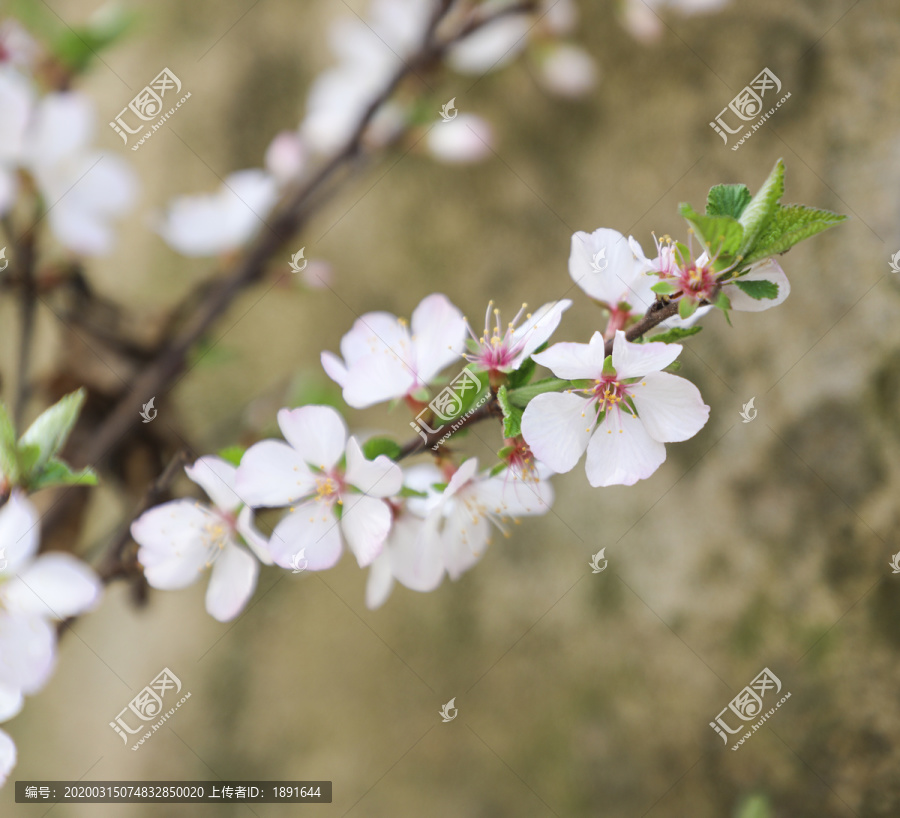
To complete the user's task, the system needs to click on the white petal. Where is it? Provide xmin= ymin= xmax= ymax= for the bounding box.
xmin=5 ymin=553 xmax=101 ymax=619
xmin=0 ymin=683 xmax=23 ymax=721
xmin=388 ymin=513 xmax=444 ymax=593
xmin=340 ymin=350 xmax=416 ymax=407
xmin=531 ymin=331 xmax=607 ymax=379
xmin=205 ymin=544 xmax=259 ymax=622
xmin=0 ymin=167 xmax=17 ymax=215
xmin=185 ymin=456 xmax=241 ymax=513
xmin=442 ymin=457 xmax=479 ymax=499
xmin=340 ymin=311 xmax=410 ymax=364
xmin=320 ymin=350 xmax=350 ymax=388
xmin=520 ymin=392 xmax=593 ymax=474
xmin=278 ymin=405 xmax=347 ymax=469
xmin=537 ymin=44 xmax=598 ymax=99
xmin=611 ymin=329 xmax=681 ymax=378
xmin=0 ymin=492 xmax=39 ymax=574
xmin=236 ymin=506 xmax=273 ymax=565
xmin=410 ymin=293 xmax=466 ymax=382
xmin=478 ymin=471 xmax=554 ymax=517
xmin=344 ymin=437 xmax=403 ymax=498
xmin=236 ymin=439 xmax=316 ymax=508
xmin=584 ymin=411 xmax=666 ymax=487
xmin=725 ymin=259 xmax=791 ymax=312
xmin=340 ymin=495 xmax=391 ymax=568
xmin=447 ymin=15 xmax=530 ymax=74
xmin=509 ymin=299 xmax=572 ymax=368
xmin=426 ymin=114 xmax=494 ymax=164
xmin=27 ymin=91 xmax=93 ymax=167
xmin=569 ymin=228 xmax=650 ymax=306
xmin=0 ymin=612 xmax=55 ymax=694
xmin=132 ymin=501 xmax=214 ymax=590
xmin=268 ymin=505 xmax=343 ymax=571
xmin=442 ymin=504 xmax=490 ymax=580
xmin=365 ymin=551 xmax=395 ymax=610
xmin=264 ymin=130 xmax=305 ymax=183
xmin=630 ymin=372 xmax=710 ymax=443
xmin=0 ymin=67 xmax=32 ymax=163
xmin=0 ymin=729 xmax=15 ymax=788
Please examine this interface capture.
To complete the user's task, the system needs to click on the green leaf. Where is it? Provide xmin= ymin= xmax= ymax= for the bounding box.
xmin=497 ymin=386 xmax=523 ymax=439
xmin=738 ymin=158 xmax=785 ymax=256
xmin=28 ymin=458 xmax=98 ymax=491
xmin=742 ymin=204 xmax=848 ymax=264
xmin=507 ymin=347 xmax=541 ymax=390
xmin=53 ymin=6 xmax=138 ymax=74
xmin=651 ymin=281 xmax=680 ymax=296
xmin=706 ymin=184 xmax=752 ymax=219
xmin=679 ymin=203 xmax=744 ymax=257
xmin=218 ymin=445 xmax=245 ymax=467
xmin=398 ymin=486 xmax=427 ymax=499
xmin=735 ymin=793 xmax=771 ymax=818
xmin=489 ymin=462 xmax=507 ymax=477
xmin=650 ymin=326 xmax=703 ymax=344
xmin=362 ymin=437 xmax=402 ymax=461
xmin=19 ymin=389 xmax=86 ymax=471
xmin=506 ymin=378 xmax=569 ymax=409
xmin=0 ymin=403 xmax=18 ymax=483
xmin=733 ymin=279 xmax=779 ymax=300
xmin=678 ymin=298 xmax=698 ymax=320
xmin=601 ymin=355 xmax=616 ymax=378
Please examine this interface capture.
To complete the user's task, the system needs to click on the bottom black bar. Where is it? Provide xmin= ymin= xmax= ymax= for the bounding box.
xmin=15 ymin=781 xmax=332 ymax=803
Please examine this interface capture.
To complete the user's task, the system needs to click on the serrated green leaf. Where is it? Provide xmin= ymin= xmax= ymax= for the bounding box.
xmin=706 ymin=184 xmax=752 ymax=219
xmin=497 ymin=386 xmax=523 ymax=439
xmin=733 ymin=279 xmax=779 ymax=300
xmin=742 ymin=204 xmax=848 ymax=264
xmin=19 ymin=388 xmax=86 ymax=471
xmin=507 ymin=378 xmax=569 ymax=409
xmin=0 ymin=403 xmax=18 ymax=483
xmin=651 ymin=326 xmax=703 ymax=344
xmin=738 ymin=158 xmax=785 ymax=256
xmin=362 ymin=437 xmax=401 ymax=461
xmin=218 ymin=445 xmax=245 ymax=467
xmin=678 ymin=203 xmax=744 ymax=257
xmin=28 ymin=458 xmax=98 ymax=491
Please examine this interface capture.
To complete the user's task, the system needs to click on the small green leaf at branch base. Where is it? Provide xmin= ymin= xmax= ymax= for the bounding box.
xmin=218 ymin=446 xmax=246 ymax=467
xmin=398 ymin=486 xmax=427 ymax=499
xmin=678 ymin=298 xmax=698 ymax=320
xmin=29 ymin=459 xmax=98 ymax=491
xmin=733 ymin=279 xmax=779 ymax=300
xmin=651 ymin=281 xmax=680 ymax=296
xmin=678 ymin=203 xmax=744 ymax=257
xmin=362 ymin=437 xmax=402 ymax=461
xmin=19 ymin=388 xmax=86 ymax=471
xmin=651 ymin=326 xmax=703 ymax=344
xmin=497 ymin=386 xmax=523 ymax=439
xmin=506 ymin=378 xmax=570 ymax=409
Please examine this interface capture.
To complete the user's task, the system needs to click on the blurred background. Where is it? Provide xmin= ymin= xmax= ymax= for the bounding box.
xmin=1 ymin=0 xmax=899 ymax=815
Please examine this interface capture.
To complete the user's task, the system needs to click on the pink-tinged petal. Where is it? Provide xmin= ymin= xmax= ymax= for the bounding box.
xmin=569 ymin=228 xmax=647 ymax=305
xmin=185 ymin=456 xmax=240 ymax=513
xmin=426 ymin=114 xmax=494 ymax=164
xmin=0 ymin=611 xmax=55 ymax=694
xmin=510 ymin=299 xmax=572 ymax=368
xmin=0 ymin=683 xmax=23 ymax=721
xmin=531 ymin=332 xmax=607 ymax=380
xmin=441 ymin=504 xmax=490 ymax=580
xmin=341 ymin=350 xmax=416 ymax=408
xmin=5 ymin=554 xmax=101 ymax=619
xmin=443 ymin=457 xmax=479 ymax=499
xmin=132 ymin=500 xmax=212 ymax=590
xmin=584 ymin=411 xmax=666 ymax=487
xmin=725 ymin=259 xmax=791 ymax=312
xmin=611 ymin=329 xmax=681 ymax=378
xmin=388 ymin=514 xmax=444 ymax=593
xmin=630 ymin=372 xmax=710 ymax=443
xmin=320 ymin=350 xmax=350 ymax=388
xmin=344 ymin=437 xmax=402 ymax=498
xmin=0 ymin=492 xmax=39 ymax=573
xmin=520 ymin=392 xmax=593 ymax=474
xmin=478 ymin=472 xmax=554 ymax=517
xmin=365 ymin=552 xmax=395 ymax=610
xmin=0 ymin=729 xmax=15 ymax=788
xmin=205 ymin=543 xmax=259 ymax=622
xmin=236 ymin=506 xmax=273 ymax=565
xmin=340 ymin=494 xmax=391 ymax=567
xmin=235 ymin=440 xmax=316 ymax=507
xmin=410 ymin=293 xmax=466 ymax=382
xmin=267 ymin=505 xmax=343 ymax=571
xmin=278 ymin=405 xmax=347 ymax=469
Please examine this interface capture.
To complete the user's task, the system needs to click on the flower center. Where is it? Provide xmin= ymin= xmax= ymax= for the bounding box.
xmin=463 ymin=301 xmax=530 ymax=374
xmin=200 ymin=511 xmax=235 ymax=571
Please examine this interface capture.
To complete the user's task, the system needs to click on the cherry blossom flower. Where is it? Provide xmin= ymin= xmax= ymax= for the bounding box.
xmin=0 ymin=727 xmax=14 ymax=788
xmin=0 ymin=66 xmax=137 ymax=254
xmin=535 ymin=44 xmax=598 ymax=98
xmin=463 ymin=298 xmax=572 ymax=379
xmin=426 ymin=113 xmax=494 ymax=164
xmin=620 ymin=0 xmax=732 ymax=44
xmin=235 ymin=406 xmax=403 ymax=570
xmin=521 ymin=330 xmax=709 ymax=487
xmin=132 ymin=457 xmax=272 ymax=623
xmin=0 ymin=492 xmax=101 ymax=698
xmin=321 ymin=293 xmax=466 ymax=408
